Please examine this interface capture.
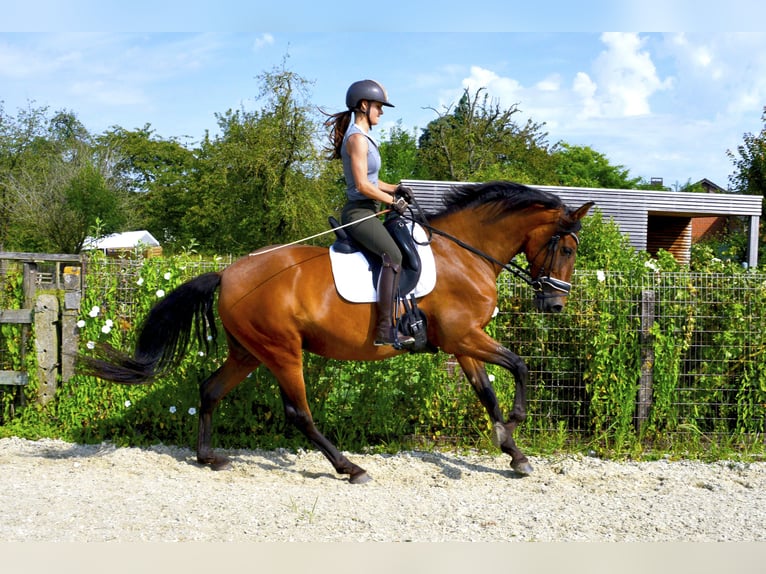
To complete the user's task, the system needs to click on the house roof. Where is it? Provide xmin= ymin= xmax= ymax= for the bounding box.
xmin=83 ymin=230 xmax=160 ymax=250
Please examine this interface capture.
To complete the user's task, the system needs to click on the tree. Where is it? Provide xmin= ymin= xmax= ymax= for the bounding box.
xmin=98 ymin=125 xmax=199 ymax=247
xmin=727 ymin=106 xmax=766 ymax=216
xmin=0 ymin=104 xmax=126 ymax=252
xmin=0 ymin=101 xmax=52 ymax=250
xmin=379 ymin=121 xmax=418 ymax=184
xmin=190 ymin=64 xmax=337 ymax=254
xmin=416 ymin=87 xmax=557 ymax=183
xmin=553 ymin=143 xmax=644 ymax=189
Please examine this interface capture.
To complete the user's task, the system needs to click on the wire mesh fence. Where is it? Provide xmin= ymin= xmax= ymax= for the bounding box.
xmin=496 ymin=269 xmax=766 ymax=444
xmin=3 ymin=255 xmax=766 ymax=447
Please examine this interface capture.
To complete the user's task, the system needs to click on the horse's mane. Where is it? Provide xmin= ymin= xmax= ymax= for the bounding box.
xmin=426 ymin=181 xmax=564 ymax=223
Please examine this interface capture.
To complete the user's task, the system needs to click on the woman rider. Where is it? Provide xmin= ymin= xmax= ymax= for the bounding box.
xmin=324 ymin=79 xmax=415 ymax=347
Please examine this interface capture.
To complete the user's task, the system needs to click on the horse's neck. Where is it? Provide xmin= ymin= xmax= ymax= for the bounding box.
xmin=435 ymin=209 xmax=555 ymax=267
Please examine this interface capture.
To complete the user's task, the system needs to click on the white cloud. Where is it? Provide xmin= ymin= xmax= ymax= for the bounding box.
xmin=590 ymin=32 xmax=673 ymax=117
xmin=254 ymin=33 xmax=275 ymax=50
xmin=663 ymin=33 xmax=766 ymax=118
xmin=536 ymin=74 xmax=561 ymax=92
xmin=462 ymin=66 xmax=522 ymax=100
xmin=572 ymin=72 xmax=598 ymax=119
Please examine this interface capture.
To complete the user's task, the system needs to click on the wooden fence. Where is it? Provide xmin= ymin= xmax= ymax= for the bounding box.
xmin=0 ymin=252 xmax=82 ymax=406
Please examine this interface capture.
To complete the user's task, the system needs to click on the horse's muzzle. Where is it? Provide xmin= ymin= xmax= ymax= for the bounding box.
xmin=534 ymin=293 xmax=566 ymax=313
xmin=532 ymin=277 xmax=571 ymax=313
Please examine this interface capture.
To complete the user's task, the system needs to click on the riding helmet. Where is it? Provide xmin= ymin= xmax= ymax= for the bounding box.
xmin=346 ymin=80 xmax=394 ymax=110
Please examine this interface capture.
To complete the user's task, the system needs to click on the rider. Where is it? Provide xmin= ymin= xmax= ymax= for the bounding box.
xmin=324 ymin=79 xmax=415 ymax=347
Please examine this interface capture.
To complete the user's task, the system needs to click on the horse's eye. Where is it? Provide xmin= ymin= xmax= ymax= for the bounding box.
xmin=562 ymin=247 xmax=574 ymax=257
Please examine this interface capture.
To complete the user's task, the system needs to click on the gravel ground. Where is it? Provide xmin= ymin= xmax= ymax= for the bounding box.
xmin=1 ymin=436 xmax=765 ymax=542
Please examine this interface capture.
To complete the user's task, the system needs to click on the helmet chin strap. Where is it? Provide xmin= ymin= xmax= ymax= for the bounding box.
xmin=357 ymin=101 xmax=373 ymax=130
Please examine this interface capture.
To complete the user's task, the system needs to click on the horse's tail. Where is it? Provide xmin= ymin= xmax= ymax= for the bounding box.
xmin=80 ymin=272 xmax=222 ymax=384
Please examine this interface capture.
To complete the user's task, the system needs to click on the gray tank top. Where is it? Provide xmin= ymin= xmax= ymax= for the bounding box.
xmin=341 ymin=123 xmax=381 ymax=202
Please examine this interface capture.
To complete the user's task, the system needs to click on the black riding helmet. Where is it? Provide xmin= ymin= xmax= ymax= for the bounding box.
xmin=345 ymin=79 xmax=395 ymax=110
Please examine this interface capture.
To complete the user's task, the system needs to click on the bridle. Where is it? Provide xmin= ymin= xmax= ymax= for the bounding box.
xmin=527 ymin=230 xmax=581 ymax=299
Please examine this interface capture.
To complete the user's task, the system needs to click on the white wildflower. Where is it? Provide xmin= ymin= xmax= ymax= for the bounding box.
xmin=124 ymin=400 xmax=132 ymax=408
xmin=88 ymin=306 xmax=100 ymax=317
xmin=188 ymin=407 xmax=197 ymax=416
xmin=169 ymin=406 xmax=177 ymax=414
xmin=597 ymin=270 xmax=606 ymax=283
xmin=137 ymin=277 xmax=144 ymax=286
xmin=644 ymin=260 xmax=659 ymax=272
xmin=105 ymin=319 xmax=113 ymax=327
xmin=164 ymin=272 xmax=172 ymax=280
xmin=488 ymin=374 xmax=496 ymax=383
xmin=86 ymin=341 xmax=96 ymax=350
xmin=101 ymin=324 xmax=111 ymax=334
xmin=76 ymin=319 xmax=86 ymax=328
xmin=156 ymin=289 xmax=165 ymax=298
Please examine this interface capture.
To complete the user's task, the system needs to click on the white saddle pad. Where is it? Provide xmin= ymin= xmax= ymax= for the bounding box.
xmin=329 ymin=222 xmax=436 ymax=303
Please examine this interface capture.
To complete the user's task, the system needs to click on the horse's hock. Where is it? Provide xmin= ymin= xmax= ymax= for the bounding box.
xmin=0 ymin=254 xmax=82 ymax=405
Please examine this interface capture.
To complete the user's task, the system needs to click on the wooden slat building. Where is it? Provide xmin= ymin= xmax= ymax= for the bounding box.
xmin=402 ymin=179 xmax=763 ymax=268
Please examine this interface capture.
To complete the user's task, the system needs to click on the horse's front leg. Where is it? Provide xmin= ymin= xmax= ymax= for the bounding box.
xmin=455 ymin=350 xmax=533 ymax=476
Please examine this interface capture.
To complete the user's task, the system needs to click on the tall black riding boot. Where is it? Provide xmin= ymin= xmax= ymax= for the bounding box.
xmin=374 ymin=254 xmax=416 ymax=347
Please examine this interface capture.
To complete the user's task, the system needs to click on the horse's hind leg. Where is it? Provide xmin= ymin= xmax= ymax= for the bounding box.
xmin=269 ymin=357 xmax=371 ymax=484
xmin=197 ymin=346 xmax=261 ymax=470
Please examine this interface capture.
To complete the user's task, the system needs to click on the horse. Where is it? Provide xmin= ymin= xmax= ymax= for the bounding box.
xmin=82 ymin=181 xmax=593 ymax=484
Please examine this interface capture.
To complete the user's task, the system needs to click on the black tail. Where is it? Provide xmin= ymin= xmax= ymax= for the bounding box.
xmin=79 ymin=272 xmax=222 ymax=384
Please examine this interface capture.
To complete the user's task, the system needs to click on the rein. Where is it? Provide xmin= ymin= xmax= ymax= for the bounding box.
xmin=403 ymin=208 xmax=577 ymax=296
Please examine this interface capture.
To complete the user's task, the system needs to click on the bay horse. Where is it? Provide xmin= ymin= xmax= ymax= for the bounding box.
xmin=83 ymin=181 xmax=593 ymax=484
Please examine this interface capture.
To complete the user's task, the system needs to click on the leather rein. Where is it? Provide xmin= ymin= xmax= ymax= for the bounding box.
xmin=401 ymin=202 xmax=579 ymax=297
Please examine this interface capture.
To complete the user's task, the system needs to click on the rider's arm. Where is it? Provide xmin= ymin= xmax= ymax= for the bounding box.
xmin=347 ymin=133 xmax=397 ymax=204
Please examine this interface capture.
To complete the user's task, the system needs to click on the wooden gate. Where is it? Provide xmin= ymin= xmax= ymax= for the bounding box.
xmin=0 ymin=253 xmax=82 ymax=406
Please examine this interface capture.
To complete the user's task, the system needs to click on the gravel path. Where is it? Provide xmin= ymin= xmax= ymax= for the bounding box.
xmin=1 ymin=437 xmax=764 ymax=542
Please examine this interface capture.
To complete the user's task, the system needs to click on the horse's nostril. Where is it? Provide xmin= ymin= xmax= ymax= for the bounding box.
xmin=549 ymin=303 xmax=564 ymax=313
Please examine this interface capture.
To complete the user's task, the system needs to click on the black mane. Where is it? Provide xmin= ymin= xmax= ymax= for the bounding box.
xmin=427 ymin=181 xmax=564 ymax=221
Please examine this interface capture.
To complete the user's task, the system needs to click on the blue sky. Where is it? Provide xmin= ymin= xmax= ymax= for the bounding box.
xmin=2 ymin=2 xmax=765 ymax=189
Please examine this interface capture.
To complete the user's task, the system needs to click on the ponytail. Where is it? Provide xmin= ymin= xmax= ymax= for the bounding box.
xmin=322 ymin=109 xmax=352 ymax=160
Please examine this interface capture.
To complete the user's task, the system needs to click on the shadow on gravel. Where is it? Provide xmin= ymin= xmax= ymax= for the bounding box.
xmin=407 ymin=451 xmax=527 ymax=480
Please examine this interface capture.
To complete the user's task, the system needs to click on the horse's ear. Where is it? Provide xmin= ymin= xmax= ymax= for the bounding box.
xmin=572 ymin=201 xmax=595 ymax=221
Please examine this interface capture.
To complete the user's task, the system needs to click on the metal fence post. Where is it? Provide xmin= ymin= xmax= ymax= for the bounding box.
xmin=637 ymin=289 xmax=655 ymax=426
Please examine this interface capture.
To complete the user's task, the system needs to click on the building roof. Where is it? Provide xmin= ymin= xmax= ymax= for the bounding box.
xmin=83 ymin=230 xmax=160 ymax=251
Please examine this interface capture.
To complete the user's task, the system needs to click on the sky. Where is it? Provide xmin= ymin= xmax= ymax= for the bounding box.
xmin=2 ymin=2 xmax=765 ymax=190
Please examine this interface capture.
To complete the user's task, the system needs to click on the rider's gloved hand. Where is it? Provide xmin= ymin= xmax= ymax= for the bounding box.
xmin=391 ymin=196 xmax=408 ymax=214
xmin=395 ymin=184 xmax=414 ymax=203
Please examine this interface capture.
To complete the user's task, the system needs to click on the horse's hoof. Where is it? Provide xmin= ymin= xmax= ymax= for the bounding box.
xmin=511 ymin=459 xmax=533 ymax=476
xmin=349 ymin=471 xmax=372 ymax=485
xmin=198 ymin=455 xmax=232 ymax=471
xmin=212 ymin=459 xmax=233 ymax=471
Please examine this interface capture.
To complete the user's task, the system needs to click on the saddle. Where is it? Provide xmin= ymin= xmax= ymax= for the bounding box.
xmin=328 ymin=213 xmax=434 ymax=352
xmin=329 ymin=212 xmax=422 ymax=294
